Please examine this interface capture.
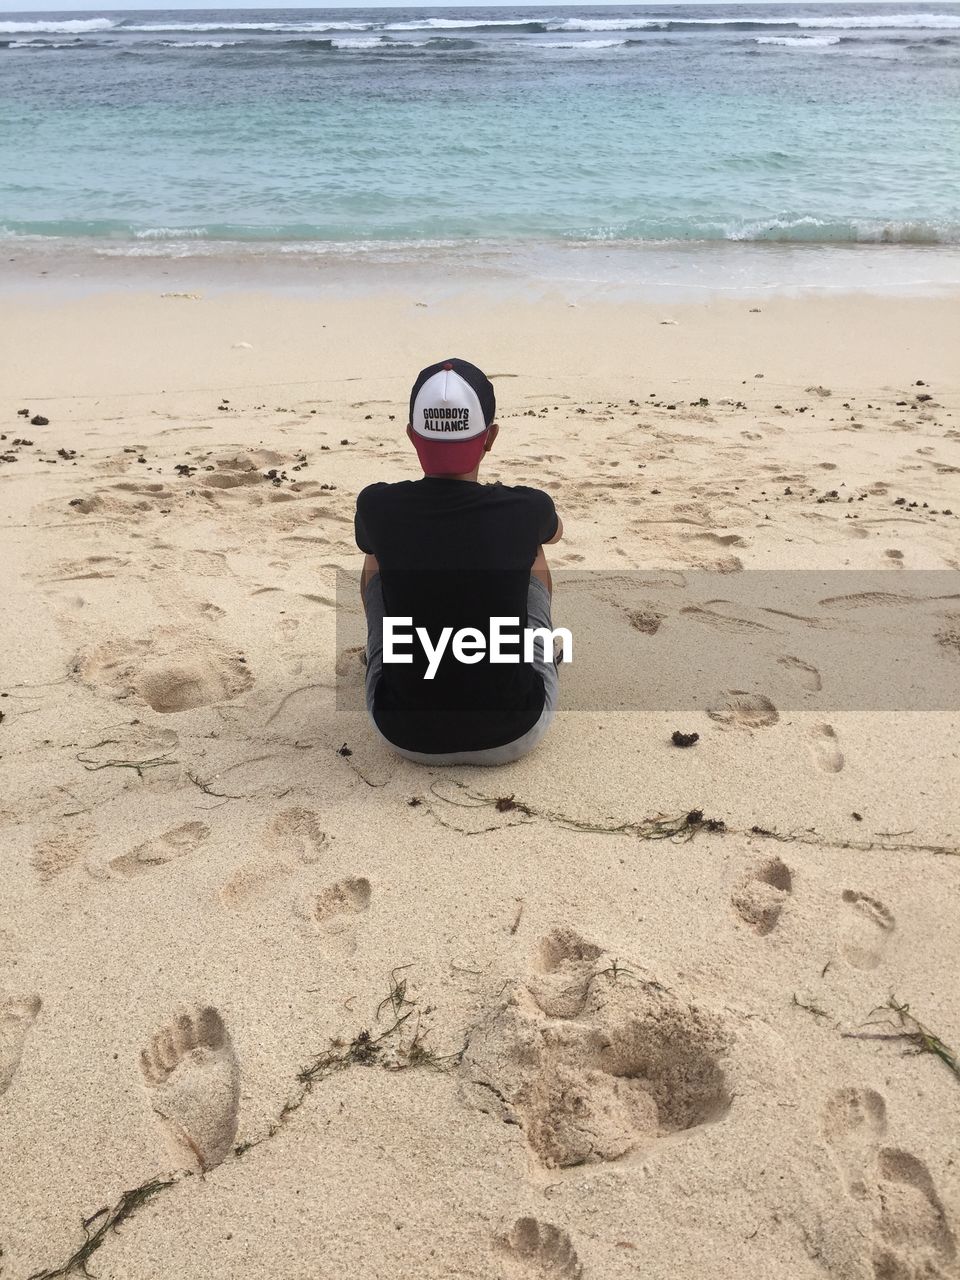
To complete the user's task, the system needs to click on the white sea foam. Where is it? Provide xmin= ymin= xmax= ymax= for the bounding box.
xmin=723 ymin=215 xmax=949 ymax=243
xmin=794 ymin=12 xmax=960 ymax=28
xmin=123 ymin=21 xmax=376 ymax=33
xmin=161 ymin=40 xmax=237 ymax=49
xmin=384 ymin=17 xmax=541 ymax=29
xmin=135 ymin=227 xmax=207 ymax=239
xmin=755 ymin=35 xmax=842 ymax=47
xmin=0 ymin=18 xmax=114 ymax=34
xmin=8 ymin=38 xmax=84 ymax=47
xmin=330 ymin=36 xmax=389 ymax=49
xmin=535 ymin=38 xmax=629 ymax=49
xmin=553 ymin=19 xmax=661 ymax=31
xmin=553 ymin=12 xmax=960 ymax=31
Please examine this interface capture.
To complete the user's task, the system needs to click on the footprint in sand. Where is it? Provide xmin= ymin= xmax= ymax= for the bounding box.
xmin=822 ymin=1090 xmax=956 ymax=1276
xmin=31 ymin=831 xmax=88 ymax=884
xmin=107 ymin=822 xmax=210 ymax=878
xmin=137 ymin=651 xmax=253 ymax=713
xmin=264 ymin=807 xmax=329 ymax=865
xmin=529 ymin=928 xmax=604 ymax=1018
xmin=682 ymin=605 xmax=772 ymax=634
xmin=694 ymin=532 xmax=748 ymax=549
xmin=706 ymin=690 xmax=779 ymax=729
xmin=464 ymin=932 xmax=730 ymax=1169
xmin=731 ymin=857 xmax=792 ymax=936
xmin=220 ymin=810 xmax=331 ymax=908
xmin=78 ymin=722 xmax=179 ymax=771
xmin=38 ymin=554 xmax=130 ymax=585
xmin=494 ymin=1218 xmax=583 ymax=1279
xmin=196 ymin=602 xmax=226 ymax=622
xmin=173 ymin=549 xmax=230 ymax=579
xmin=294 ymin=877 xmax=372 ymax=952
xmin=873 ymin=1148 xmax=957 ymax=1279
xmin=0 ymin=994 xmax=42 ymax=1097
xmin=936 ymin=620 xmax=960 ymax=661
xmin=822 ymin=1086 xmax=887 ymax=1199
xmin=839 ymin=891 xmax=896 ymax=970
xmin=627 ymin=608 xmax=663 ymax=636
xmin=139 ymin=1005 xmax=240 ymax=1171
xmin=274 ymin=615 xmax=300 ymax=640
xmin=810 ymin=723 xmax=845 ymax=773
xmin=335 ymin=645 xmax=368 ymax=685
xmin=219 ymin=857 xmax=292 ymax=909
xmin=819 ymin=591 xmax=916 ymax=611
xmin=777 ymin=655 xmax=822 ymax=692
xmin=74 ymin=638 xmax=251 ymax=712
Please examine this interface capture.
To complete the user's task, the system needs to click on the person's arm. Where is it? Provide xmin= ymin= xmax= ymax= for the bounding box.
xmin=361 ymin=554 xmax=380 ymax=610
xmin=355 ymin=486 xmax=381 ymax=611
xmin=531 ymin=494 xmax=562 ymax=593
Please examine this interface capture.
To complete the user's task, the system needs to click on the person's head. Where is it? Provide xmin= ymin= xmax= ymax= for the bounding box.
xmin=406 ymin=358 xmax=498 ymax=479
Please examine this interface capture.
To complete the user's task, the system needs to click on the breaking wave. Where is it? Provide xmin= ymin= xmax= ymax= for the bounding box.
xmin=0 ymin=18 xmax=114 ymax=34
xmin=755 ymin=35 xmax=843 ymax=47
xmin=3 ymin=215 xmax=958 ymax=247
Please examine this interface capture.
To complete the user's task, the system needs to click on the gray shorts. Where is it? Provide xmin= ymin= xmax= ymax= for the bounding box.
xmin=363 ymin=573 xmax=558 ymax=766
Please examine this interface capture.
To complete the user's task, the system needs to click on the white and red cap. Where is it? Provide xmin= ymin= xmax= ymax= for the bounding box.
xmin=409 ymin=358 xmax=496 ymax=476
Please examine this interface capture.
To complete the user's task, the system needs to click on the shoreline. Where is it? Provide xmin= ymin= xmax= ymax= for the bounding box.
xmin=4 ymin=239 xmax=960 ymax=303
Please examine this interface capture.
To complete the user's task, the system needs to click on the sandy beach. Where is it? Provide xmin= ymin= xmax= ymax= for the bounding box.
xmin=2 ymin=279 xmax=959 ymax=1280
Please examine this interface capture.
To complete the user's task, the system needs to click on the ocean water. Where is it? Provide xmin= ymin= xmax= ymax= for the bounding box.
xmin=1 ymin=3 xmax=959 ymax=269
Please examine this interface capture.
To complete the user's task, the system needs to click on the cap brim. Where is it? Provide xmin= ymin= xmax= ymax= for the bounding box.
xmin=413 ymin=431 xmax=488 ymax=476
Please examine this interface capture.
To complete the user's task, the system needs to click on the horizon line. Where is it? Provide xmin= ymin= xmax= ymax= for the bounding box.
xmin=4 ymin=0 xmax=956 ymax=11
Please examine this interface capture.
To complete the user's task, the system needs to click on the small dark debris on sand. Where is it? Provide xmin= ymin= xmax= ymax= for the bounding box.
xmin=687 ymin=809 xmax=725 ymax=832
xmin=337 ymin=743 xmax=353 ymax=757
xmin=495 ymin=795 xmax=533 ymax=816
xmin=671 ymin=730 xmax=700 ymax=748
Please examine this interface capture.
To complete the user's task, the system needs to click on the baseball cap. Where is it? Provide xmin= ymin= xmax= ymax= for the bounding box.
xmin=408 ymin=358 xmax=496 ymax=476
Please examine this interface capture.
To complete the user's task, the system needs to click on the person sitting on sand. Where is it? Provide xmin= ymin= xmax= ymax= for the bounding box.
xmin=355 ymin=358 xmax=563 ymax=765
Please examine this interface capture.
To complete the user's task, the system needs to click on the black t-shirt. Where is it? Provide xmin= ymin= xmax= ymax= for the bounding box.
xmin=355 ymin=478 xmax=559 ymax=753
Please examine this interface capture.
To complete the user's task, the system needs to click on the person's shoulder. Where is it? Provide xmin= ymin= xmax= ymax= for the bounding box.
xmin=494 ymin=483 xmax=558 ymax=541
xmin=488 ymin=482 xmax=553 ymax=504
xmin=357 ymin=480 xmax=411 ymax=508
xmin=496 ymin=482 xmax=556 ymax=515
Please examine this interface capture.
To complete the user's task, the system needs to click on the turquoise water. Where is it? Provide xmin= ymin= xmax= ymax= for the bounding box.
xmin=1 ymin=4 xmax=959 ymax=253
